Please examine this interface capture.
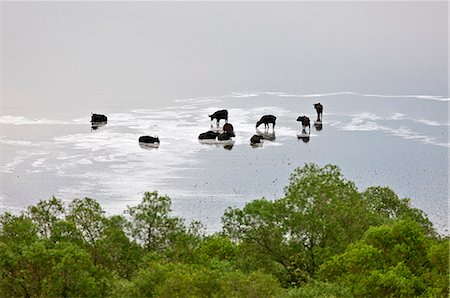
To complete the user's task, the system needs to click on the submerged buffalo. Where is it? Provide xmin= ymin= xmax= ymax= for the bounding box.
xmin=198 ymin=131 xmax=220 ymax=140
xmin=217 ymin=132 xmax=235 ymax=141
xmin=91 ymin=113 xmax=107 ymax=123
xmin=256 ymin=115 xmax=276 ymax=130
xmin=250 ymin=134 xmax=264 ymax=144
xmin=209 ymin=110 xmax=228 ymax=125
xmin=297 ymin=116 xmax=311 ymax=133
xmin=314 ymin=103 xmax=323 ymax=121
xmin=139 ymin=136 xmax=160 ymax=144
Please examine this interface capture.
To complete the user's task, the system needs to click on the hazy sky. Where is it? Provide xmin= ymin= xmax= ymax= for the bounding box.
xmin=2 ymin=2 xmax=448 ymax=112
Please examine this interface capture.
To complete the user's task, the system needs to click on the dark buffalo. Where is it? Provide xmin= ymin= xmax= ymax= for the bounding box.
xmin=223 ymin=123 xmax=234 ymax=134
xmin=198 ymin=131 xmax=220 ymax=140
xmin=250 ymin=135 xmax=264 ymax=144
xmin=209 ymin=110 xmax=228 ymax=125
xmin=218 ymin=132 xmax=235 ymax=141
xmin=91 ymin=113 xmax=107 ymax=123
xmin=256 ymin=115 xmax=276 ymax=129
xmin=314 ymin=103 xmax=323 ymax=121
xmin=297 ymin=116 xmax=311 ymax=133
xmin=139 ymin=136 xmax=160 ymax=144
xmin=217 ymin=133 xmax=230 ymax=141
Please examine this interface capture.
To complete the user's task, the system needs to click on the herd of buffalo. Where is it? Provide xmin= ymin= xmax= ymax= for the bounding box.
xmin=90 ymin=103 xmax=324 ymax=149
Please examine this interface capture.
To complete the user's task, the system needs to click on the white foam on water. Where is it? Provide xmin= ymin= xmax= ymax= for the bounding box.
xmin=0 ymin=116 xmax=73 ymax=125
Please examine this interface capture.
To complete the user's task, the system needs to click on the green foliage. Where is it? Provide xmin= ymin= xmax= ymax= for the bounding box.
xmin=222 ymin=164 xmax=381 ymax=285
xmin=126 ymin=191 xmax=185 ymax=251
xmin=362 ymin=186 xmax=409 ymax=218
xmin=130 ymin=261 xmax=283 ymax=298
xmin=27 ymin=196 xmax=65 ymax=238
xmin=42 ymin=242 xmax=111 ymax=297
xmin=281 ymin=164 xmax=378 ymax=255
xmin=284 ymin=280 xmax=352 ymax=298
xmin=67 ymin=197 xmax=106 ymax=244
xmin=222 ymin=198 xmax=290 ymax=278
xmin=362 ymin=186 xmax=435 ymax=236
xmin=0 ymin=240 xmax=51 ymax=297
xmin=95 ymin=215 xmax=142 ymax=279
xmin=319 ymin=220 xmax=449 ymax=297
xmin=0 ymin=164 xmax=447 ymax=297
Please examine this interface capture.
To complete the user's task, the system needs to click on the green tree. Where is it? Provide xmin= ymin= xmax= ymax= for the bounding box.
xmin=130 ymin=261 xmax=283 ymax=298
xmin=95 ymin=215 xmax=143 ymax=279
xmin=223 ymin=164 xmax=379 ymax=285
xmin=362 ymin=186 xmax=434 ymax=236
xmin=42 ymin=242 xmax=111 ymax=297
xmin=320 ymin=220 xmax=448 ymax=297
xmin=0 ymin=214 xmax=53 ymax=297
xmin=126 ymin=192 xmax=185 ymax=251
xmin=223 ymin=198 xmax=291 ymax=283
xmin=49 ymin=219 xmax=84 ymax=245
xmin=67 ymin=197 xmax=106 ymax=244
xmin=27 ymin=197 xmax=65 ymax=238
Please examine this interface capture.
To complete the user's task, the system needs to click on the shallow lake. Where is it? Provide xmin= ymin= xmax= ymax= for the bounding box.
xmin=1 ymin=91 xmax=448 ymax=234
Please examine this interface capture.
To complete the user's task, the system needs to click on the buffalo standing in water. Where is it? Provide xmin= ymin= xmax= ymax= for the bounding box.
xmin=209 ymin=110 xmax=228 ymax=125
xmin=256 ymin=115 xmax=276 ymax=130
xmin=297 ymin=116 xmax=311 ymax=133
xmin=314 ymin=103 xmax=323 ymax=121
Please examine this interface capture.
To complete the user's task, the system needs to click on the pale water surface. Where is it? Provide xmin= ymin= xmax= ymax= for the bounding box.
xmin=1 ymin=2 xmax=448 ymax=234
xmin=1 ymin=92 xmax=448 ymax=234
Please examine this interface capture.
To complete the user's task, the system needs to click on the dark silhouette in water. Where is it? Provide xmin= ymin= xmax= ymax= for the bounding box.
xmin=298 ymin=133 xmax=310 ymax=143
xmin=256 ymin=115 xmax=276 ymax=130
xmin=90 ymin=113 xmax=107 ymax=130
xmin=209 ymin=110 xmax=228 ymax=125
xmin=217 ymin=132 xmax=235 ymax=141
xmin=223 ymin=123 xmax=234 ymax=134
xmin=198 ymin=131 xmax=220 ymax=140
xmin=297 ymin=116 xmax=311 ymax=133
xmin=314 ymin=121 xmax=323 ymax=131
xmin=250 ymin=135 xmax=264 ymax=144
xmin=139 ymin=136 xmax=160 ymax=148
xmin=91 ymin=113 xmax=107 ymax=123
xmin=256 ymin=128 xmax=276 ymax=141
xmin=223 ymin=144 xmax=234 ymax=150
xmin=314 ymin=103 xmax=323 ymax=121
xmin=139 ymin=136 xmax=160 ymax=144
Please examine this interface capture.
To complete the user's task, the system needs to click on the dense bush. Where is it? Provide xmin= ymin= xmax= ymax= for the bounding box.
xmin=0 ymin=164 xmax=447 ymax=297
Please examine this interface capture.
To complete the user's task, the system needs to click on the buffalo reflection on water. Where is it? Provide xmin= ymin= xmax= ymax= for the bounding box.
xmin=91 ymin=121 xmax=107 ymax=131
xmin=256 ymin=128 xmax=276 ymax=141
xmin=139 ymin=142 xmax=160 ymax=150
xmin=198 ymin=139 xmax=235 ymax=150
xmin=314 ymin=121 xmax=323 ymax=131
xmin=297 ymin=130 xmax=310 ymax=143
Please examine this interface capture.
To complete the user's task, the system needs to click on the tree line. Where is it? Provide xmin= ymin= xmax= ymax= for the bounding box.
xmin=0 ymin=164 xmax=448 ymax=297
